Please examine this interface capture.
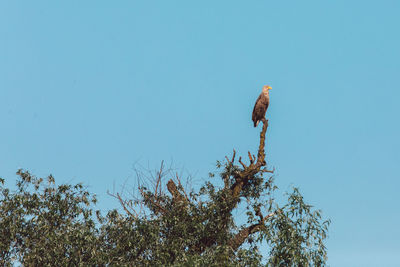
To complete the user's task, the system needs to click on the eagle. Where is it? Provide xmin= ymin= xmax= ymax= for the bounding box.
xmin=252 ymin=85 xmax=272 ymax=127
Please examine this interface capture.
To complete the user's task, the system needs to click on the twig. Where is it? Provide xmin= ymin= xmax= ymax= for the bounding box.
xmin=261 ymin=168 xmax=275 ymax=173
xmin=239 ymin=157 xmax=247 ymax=169
xmin=231 ymin=149 xmax=236 ymax=162
xmin=225 ymin=149 xmax=237 ymax=164
xmin=114 ymin=192 xmax=137 ymax=218
xmin=139 ymin=187 xmax=166 ymax=214
xmin=248 ymin=151 xmax=254 ymax=164
xmin=155 ymin=160 xmax=164 ymax=198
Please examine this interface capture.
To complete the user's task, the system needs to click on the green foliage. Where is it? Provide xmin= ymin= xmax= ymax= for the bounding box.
xmin=0 ymin=170 xmax=100 ymax=266
xmin=0 ymin=164 xmax=329 ymax=266
xmin=1 ymin=120 xmax=330 ymax=266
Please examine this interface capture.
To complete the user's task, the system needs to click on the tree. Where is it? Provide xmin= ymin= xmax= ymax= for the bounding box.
xmin=0 ymin=120 xmax=330 ymax=266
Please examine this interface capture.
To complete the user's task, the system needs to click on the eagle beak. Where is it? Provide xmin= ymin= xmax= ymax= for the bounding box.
xmin=268 ymin=86 xmax=272 ymax=90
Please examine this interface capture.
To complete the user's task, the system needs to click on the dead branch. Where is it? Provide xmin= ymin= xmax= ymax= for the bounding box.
xmin=139 ymin=187 xmax=166 ymax=214
xmin=238 ymin=157 xmax=247 ymax=169
xmin=261 ymin=168 xmax=275 ymax=174
xmin=231 ymin=149 xmax=236 ymax=162
xmin=107 ymin=190 xmax=138 ymax=218
xmin=225 ymin=149 xmax=237 ymax=165
xmin=192 ymin=120 xmax=271 ymax=252
xmin=256 ymin=119 xmax=268 ymax=167
xmin=225 ymin=156 xmax=230 ymax=164
xmin=229 ymin=119 xmax=269 ymax=203
xmin=155 ymin=160 xmax=164 ymax=198
xmin=248 ymin=151 xmax=254 ymax=164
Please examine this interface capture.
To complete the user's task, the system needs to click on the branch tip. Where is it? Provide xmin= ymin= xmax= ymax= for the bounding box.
xmin=239 ymin=157 xmax=246 ymax=169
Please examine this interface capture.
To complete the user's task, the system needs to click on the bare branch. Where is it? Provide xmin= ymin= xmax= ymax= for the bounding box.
xmin=256 ymin=119 xmax=268 ymax=167
xmin=231 ymin=149 xmax=236 ymax=162
xmin=118 ymin=193 xmax=138 ymax=218
xmin=239 ymin=157 xmax=247 ymax=169
xmin=225 ymin=149 xmax=236 ymax=165
xmin=261 ymin=168 xmax=275 ymax=174
xmin=155 ymin=160 xmax=164 ymax=198
xmin=229 ymin=120 xmax=269 ymax=203
xmin=107 ymin=190 xmax=138 ymax=218
xmin=139 ymin=187 xmax=166 ymax=214
xmin=248 ymin=151 xmax=254 ymax=164
xmin=225 ymin=156 xmax=230 ymax=164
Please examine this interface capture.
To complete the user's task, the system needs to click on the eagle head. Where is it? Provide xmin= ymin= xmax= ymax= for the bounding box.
xmin=262 ymin=85 xmax=272 ymax=94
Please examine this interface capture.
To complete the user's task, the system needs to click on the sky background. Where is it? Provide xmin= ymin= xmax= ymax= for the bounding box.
xmin=1 ymin=1 xmax=399 ymax=266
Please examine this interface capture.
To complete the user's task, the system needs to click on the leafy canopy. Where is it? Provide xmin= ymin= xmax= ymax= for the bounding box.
xmin=0 ymin=121 xmax=329 ymax=266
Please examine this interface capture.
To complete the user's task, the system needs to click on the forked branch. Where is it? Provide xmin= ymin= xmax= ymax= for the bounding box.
xmin=229 ymin=120 xmax=270 ymax=201
xmin=228 ymin=211 xmax=275 ymax=251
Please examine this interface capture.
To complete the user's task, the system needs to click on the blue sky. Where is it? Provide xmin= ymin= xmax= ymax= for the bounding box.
xmin=1 ymin=1 xmax=399 ymax=266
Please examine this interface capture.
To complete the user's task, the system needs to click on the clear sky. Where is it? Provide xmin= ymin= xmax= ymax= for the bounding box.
xmin=1 ymin=1 xmax=399 ymax=266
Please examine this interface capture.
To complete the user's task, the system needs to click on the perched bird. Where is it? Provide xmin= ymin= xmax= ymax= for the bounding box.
xmin=252 ymin=85 xmax=272 ymax=127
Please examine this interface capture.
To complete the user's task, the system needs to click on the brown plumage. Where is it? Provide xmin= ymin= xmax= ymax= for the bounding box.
xmin=252 ymin=85 xmax=272 ymax=127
